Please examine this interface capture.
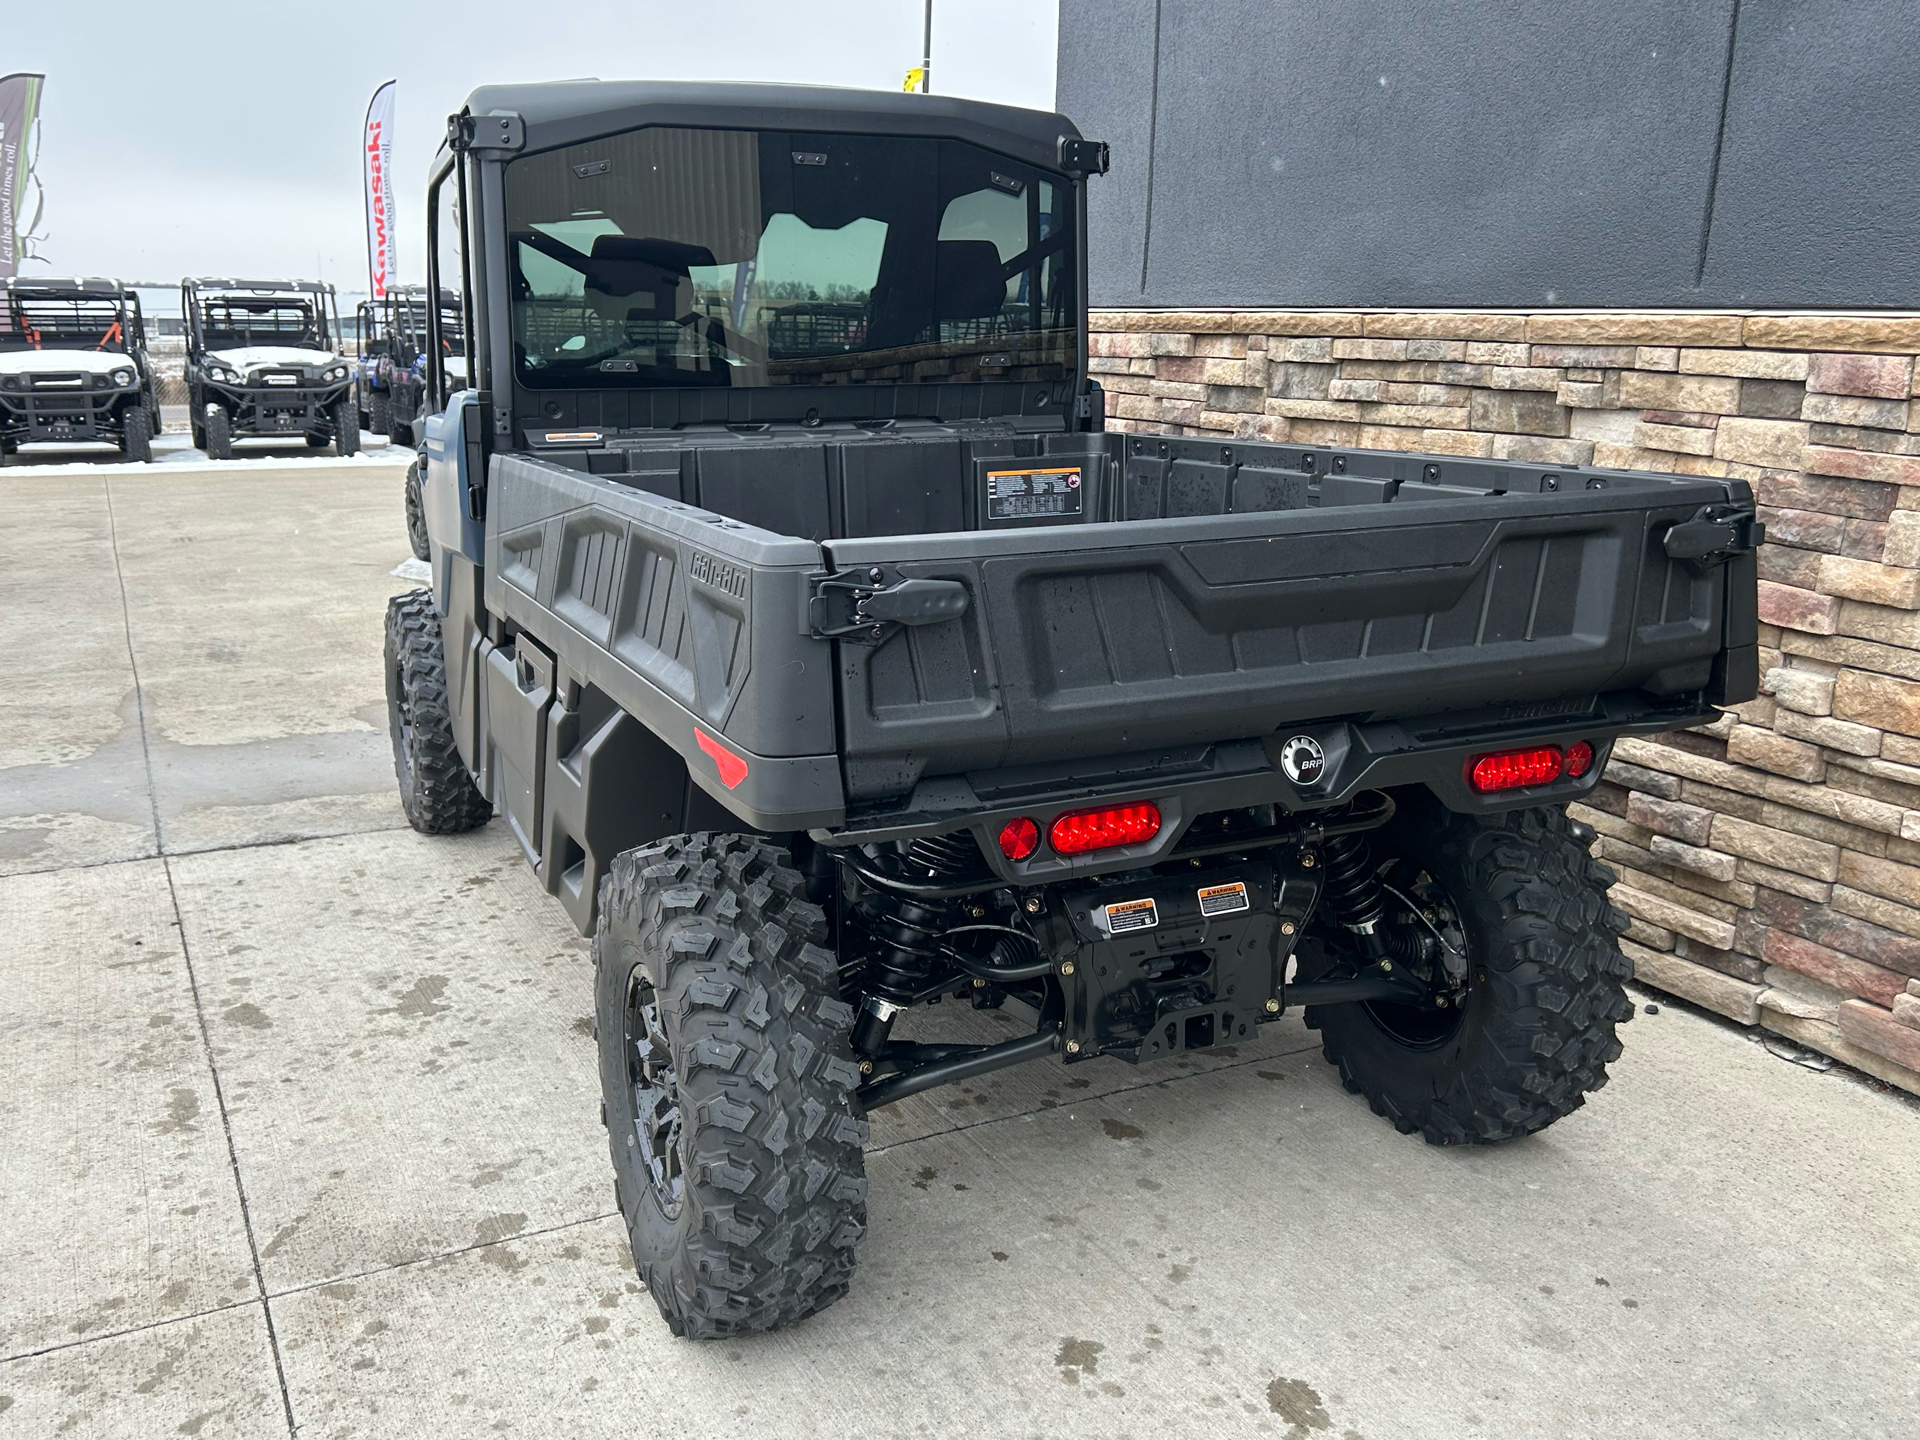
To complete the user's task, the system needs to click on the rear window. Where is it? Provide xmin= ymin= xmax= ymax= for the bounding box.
xmin=503 ymin=126 xmax=1075 ymax=390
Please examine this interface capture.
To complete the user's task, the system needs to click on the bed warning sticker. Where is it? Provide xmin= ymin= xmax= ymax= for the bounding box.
xmin=1197 ymin=881 xmax=1250 ymax=917
xmin=986 ymin=466 xmax=1083 ymax=520
xmin=1100 ymin=897 xmax=1159 ymax=934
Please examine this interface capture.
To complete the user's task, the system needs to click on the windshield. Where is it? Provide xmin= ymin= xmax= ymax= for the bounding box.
xmin=503 ymin=126 xmax=1075 ymax=389
xmin=0 ymin=292 xmax=133 ymax=353
xmin=197 ymin=295 xmax=328 ymax=351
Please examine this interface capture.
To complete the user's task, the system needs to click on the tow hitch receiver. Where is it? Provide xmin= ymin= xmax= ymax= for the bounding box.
xmin=1044 ymin=856 xmax=1320 ymax=1063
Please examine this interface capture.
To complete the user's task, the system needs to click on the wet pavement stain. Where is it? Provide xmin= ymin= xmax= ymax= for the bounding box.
xmin=1266 ymin=1377 xmax=1332 ymax=1438
xmin=911 ymin=1166 xmax=938 ymax=1190
xmin=222 ymin=1001 xmax=272 ymax=1030
xmin=373 ymin=974 xmax=452 ymax=1020
xmin=1101 ymin=1118 xmax=1144 ymax=1140
xmin=153 ymin=1087 xmax=199 ymax=1135
xmin=474 ymin=1212 xmax=529 ymax=1245
xmin=1054 ymin=1336 xmax=1105 ymax=1385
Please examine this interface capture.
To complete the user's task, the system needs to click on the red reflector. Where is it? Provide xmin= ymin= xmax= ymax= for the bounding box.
xmin=1049 ymin=801 xmax=1162 ymax=855
xmin=693 ymin=728 xmax=749 ymax=789
xmin=1469 ymin=746 xmax=1563 ymax=793
xmin=1564 ymin=740 xmax=1595 ymax=778
xmin=998 ymin=817 xmax=1041 ymax=861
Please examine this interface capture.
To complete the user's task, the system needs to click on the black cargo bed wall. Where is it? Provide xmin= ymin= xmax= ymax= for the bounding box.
xmin=541 ymin=429 xmax=1121 ymax=541
xmin=542 ymin=427 xmax=1713 ymax=546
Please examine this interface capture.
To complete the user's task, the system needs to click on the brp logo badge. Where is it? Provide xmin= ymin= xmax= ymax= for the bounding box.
xmin=1279 ymin=735 xmax=1326 ymax=787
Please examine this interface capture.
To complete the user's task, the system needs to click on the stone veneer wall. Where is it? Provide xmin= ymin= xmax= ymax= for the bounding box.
xmin=1089 ymin=307 xmax=1920 ymax=1095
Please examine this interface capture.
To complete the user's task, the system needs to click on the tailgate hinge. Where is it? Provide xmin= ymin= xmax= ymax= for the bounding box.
xmin=808 ymin=570 xmax=969 ymax=644
xmin=1663 ymin=505 xmax=1765 ymax=575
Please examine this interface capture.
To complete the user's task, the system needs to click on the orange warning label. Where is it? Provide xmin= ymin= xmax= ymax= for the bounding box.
xmin=1102 ymin=896 xmax=1159 ymax=933
xmin=1197 ymin=881 xmax=1250 ymax=917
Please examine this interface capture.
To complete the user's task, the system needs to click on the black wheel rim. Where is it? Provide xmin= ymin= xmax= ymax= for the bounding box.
xmin=1359 ymin=866 xmax=1472 ymax=1051
xmin=622 ymin=967 xmax=685 ymax=1218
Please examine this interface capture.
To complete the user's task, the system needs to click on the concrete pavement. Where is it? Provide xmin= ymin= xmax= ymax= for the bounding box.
xmin=2 ymin=460 xmax=1917 ymax=1438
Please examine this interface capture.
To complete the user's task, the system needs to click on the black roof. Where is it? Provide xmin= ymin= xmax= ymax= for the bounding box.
xmin=458 ymin=79 xmax=1082 ymax=173
xmin=1 ymin=276 xmax=129 ymax=297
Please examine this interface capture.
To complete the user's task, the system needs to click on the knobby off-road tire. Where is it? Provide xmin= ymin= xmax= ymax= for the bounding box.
xmin=203 ymin=404 xmax=232 ymax=460
xmin=369 ymin=389 xmax=393 ymax=440
xmin=333 ymin=397 xmax=360 ymax=457
xmin=383 ymin=589 xmax=491 ymax=834
xmin=403 ymin=459 xmax=430 ymax=561
xmin=596 ymin=833 xmax=868 ymax=1339
xmin=120 ymin=405 xmax=154 ymax=463
xmin=1305 ymin=798 xmax=1633 ymax=1146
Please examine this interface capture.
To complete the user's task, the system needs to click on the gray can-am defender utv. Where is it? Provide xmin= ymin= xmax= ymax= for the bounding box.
xmin=386 ymin=81 xmax=1760 ymax=1339
xmin=0 ymin=277 xmax=160 ymax=463
xmin=182 ymin=278 xmax=358 ymax=458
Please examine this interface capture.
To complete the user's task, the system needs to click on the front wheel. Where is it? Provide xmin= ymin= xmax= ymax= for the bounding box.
xmin=333 ymin=397 xmax=360 ymax=457
xmin=203 ymin=404 xmax=232 ymax=460
xmin=403 ymin=459 xmax=430 ymax=561
xmin=120 ymin=406 xmax=154 ymax=463
xmin=383 ymin=590 xmax=491 ymax=833
xmin=369 ymin=389 xmax=393 ymax=439
xmin=596 ymin=833 xmax=868 ymax=1339
xmin=1304 ymin=798 xmax=1633 ymax=1146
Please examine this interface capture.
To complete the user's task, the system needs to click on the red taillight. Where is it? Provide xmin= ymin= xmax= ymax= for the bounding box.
xmin=1469 ymin=745 xmax=1564 ymax=793
xmin=1049 ymin=802 xmax=1161 ymax=855
xmin=1564 ymin=740 xmax=1595 ymax=778
xmin=998 ymin=817 xmax=1041 ymax=861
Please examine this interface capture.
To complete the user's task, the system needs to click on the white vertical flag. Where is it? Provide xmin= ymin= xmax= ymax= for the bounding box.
xmin=363 ymin=80 xmax=397 ymax=300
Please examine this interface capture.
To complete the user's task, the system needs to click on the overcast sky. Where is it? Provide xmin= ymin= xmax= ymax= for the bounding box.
xmin=9 ymin=0 xmax=1059 ymax=300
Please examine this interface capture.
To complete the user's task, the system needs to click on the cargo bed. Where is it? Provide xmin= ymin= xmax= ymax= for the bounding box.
xmin=476 ymin=423 xmax=1757 ymax=837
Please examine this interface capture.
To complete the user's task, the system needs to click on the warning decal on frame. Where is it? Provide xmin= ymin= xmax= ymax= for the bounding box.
xmin=986 ymin=466 xmax=1083 ymax=520
xmin=1197 ymin=881 xmax=1250 ymax=917
xmin=1102 ymin=897 xmax=1159 ymax=934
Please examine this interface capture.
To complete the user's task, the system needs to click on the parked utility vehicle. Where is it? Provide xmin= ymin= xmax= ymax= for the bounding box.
xmin=0 ymin=277 xmax=159 ymax=462
xmin=386 ymin=81 xmax=1760 ymax=1339
xmin=356 ymin=285 xmax=465 ymax=446
xmin=182 ymin=278 xmax=356 ymax=458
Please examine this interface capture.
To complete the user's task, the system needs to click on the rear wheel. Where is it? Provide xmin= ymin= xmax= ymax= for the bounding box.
xmin=1305 ymin=798 xmax=1633 ymax=1145
xmin=203 ymin=405 xmax=232 ymax=460
xmin=597 ymin=833 xmax=868 ymax=1339
xmin=403 ymin=459 xmax=430 ymax=561
xmin=383 ymin=589 xmax=491 ymax=833
xmin=333 ymin=397 xmax=360 ymax=457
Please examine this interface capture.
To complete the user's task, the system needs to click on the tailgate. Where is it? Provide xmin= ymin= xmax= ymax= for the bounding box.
xmin=823 ymin=477 xmax=1744 ymax=801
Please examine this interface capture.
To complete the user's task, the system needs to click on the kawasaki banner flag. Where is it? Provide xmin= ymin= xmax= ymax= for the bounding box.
xmin=362 ymin=79 xmax=397 ymax=299
xmin=0 ymin=73 xmax=45 ymax=279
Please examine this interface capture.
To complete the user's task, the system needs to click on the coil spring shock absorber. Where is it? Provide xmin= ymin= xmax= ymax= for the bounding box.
xmin=1320 ymin=832 xmax=1424 ymax=968
xmin=846 ymin=833 xmax=981 ymax=1054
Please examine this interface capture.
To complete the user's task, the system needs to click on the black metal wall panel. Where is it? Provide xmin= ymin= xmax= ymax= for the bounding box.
xmin=1058 ymin=0 xmax=1920 ymax=310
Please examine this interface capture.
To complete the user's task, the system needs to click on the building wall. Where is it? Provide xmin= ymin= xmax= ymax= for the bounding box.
xmin=1088 ymin=306 xmax=1920 ymax=1093
xmin=1058 ymin=0 xmax=1920 ymax=311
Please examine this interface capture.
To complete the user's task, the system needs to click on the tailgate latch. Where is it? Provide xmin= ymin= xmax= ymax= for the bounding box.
xmin=808 ymin=571 xmax=970 ymax=643
xmin=1663 ymin=505 xmax=1765 ymax=575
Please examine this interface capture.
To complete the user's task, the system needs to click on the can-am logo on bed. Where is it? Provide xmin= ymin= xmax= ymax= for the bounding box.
xmin=689 ymin=550 xmax=749 ymax=600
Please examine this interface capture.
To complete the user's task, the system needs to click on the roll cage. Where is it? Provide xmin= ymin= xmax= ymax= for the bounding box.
xmin=181 ymin=278 xmax=340 ymax=358
xmin=0 ymin=277 xmax=145 ymax=354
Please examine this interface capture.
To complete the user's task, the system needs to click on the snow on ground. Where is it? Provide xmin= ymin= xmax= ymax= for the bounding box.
xmin=2 ymin=409 xmax=414 ymax=476
xmin=2 ymin=430 xmax=414 ymax=476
